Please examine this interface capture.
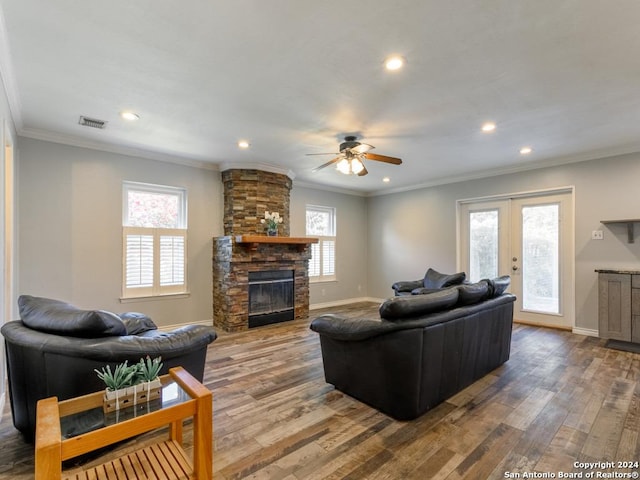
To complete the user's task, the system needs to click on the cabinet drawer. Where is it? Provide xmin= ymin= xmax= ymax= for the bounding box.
xmin=632 ymin=275 xmax=640 ymax=289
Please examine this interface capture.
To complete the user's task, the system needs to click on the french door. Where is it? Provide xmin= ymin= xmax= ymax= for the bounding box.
xmin=459 ymin=191 xmax=574 ymax=329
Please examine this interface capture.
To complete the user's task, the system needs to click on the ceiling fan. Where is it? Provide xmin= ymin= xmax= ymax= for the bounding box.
xmin=308 ymin=136 xmax=402 ymax=176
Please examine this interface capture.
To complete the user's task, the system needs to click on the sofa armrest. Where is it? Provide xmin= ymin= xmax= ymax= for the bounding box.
xmin=310 ymin=314 xmax=400 ymax=341
xmin=391 ymin=280 xmax=423 ymax=294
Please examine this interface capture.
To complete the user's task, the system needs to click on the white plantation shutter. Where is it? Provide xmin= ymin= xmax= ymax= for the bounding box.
xmin=159 ymin=233 xmax=186 ymax=288
xmin=305 ymin=205 xmax=337 ymax=282
xmin=126 ymin=233 xmax=154 ymax=289
xmin=322 ymin=239 xmax=335 ymax=276
xmin=309 ymin=243 xmax=320 ymax=277
xmin=307 ymin=236 xmax=336 ymax=281
xmin=123 ymin=227 xmax=187 ymax=298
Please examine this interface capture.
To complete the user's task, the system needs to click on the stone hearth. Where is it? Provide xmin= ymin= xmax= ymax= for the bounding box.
xmin=212 ymin=169 xmax=316 ymax=332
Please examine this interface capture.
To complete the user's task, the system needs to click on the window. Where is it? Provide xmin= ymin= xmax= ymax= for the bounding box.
xmin=122 ymin=182 xmax=187 ymax=298
xmin=306 ymin=205 xmax=336 ymax=282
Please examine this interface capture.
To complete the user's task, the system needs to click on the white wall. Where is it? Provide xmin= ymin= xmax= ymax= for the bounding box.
xmin=17 ymin=138 xmax=222 ymax=328
xmin=367 ymin=153 xmax=640 ymax=331
xmin=290 ymin=185 xmax=369 ymax=306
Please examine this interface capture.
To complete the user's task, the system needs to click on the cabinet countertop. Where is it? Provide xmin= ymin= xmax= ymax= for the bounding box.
xmin=595 ymin=269 xmax=640 ymax=275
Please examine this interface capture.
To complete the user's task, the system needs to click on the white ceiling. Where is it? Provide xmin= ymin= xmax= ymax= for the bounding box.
xmin=1 ymin=1 xmax=640 ymax=195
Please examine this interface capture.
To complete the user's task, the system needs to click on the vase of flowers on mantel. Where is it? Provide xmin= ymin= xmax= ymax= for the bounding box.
xmin=261 ymin=211 xmax=283 ymax=236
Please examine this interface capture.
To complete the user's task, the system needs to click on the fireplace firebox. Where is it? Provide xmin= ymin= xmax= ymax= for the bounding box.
xmin=248 ymin=270 xmax=294 ymax=328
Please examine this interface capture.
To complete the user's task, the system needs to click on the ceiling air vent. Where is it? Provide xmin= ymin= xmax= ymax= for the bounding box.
xmin=79 ymin=116 xmax=108 ymax=129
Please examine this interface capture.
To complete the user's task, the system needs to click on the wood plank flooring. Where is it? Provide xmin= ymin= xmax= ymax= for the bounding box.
xmin=1 ymin=301 xmax=639 ymax=479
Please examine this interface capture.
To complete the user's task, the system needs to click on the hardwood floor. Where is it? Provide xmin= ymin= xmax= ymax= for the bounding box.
xmin=1 ymin=302 xmax=639 ymax=479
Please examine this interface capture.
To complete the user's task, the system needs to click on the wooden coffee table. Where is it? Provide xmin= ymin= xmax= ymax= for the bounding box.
xmin=35 ymin=366 xmax=212 ymax=480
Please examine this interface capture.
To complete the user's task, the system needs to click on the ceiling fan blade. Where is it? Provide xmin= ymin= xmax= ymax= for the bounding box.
xmin=364 ymin=152 xmax=402 ymax=165
xmin=312 ymin=157 xmax=341 ymax=172
xmin=357 ymin=164 xmax=368 ymax=176
xmin=351 ymin=143 xmax=374 ymax=154
xmin=305 ymin=152 xmax=340 ymax=156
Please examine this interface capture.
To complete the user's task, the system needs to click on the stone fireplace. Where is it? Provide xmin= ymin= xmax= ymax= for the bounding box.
xmin=212 ymin=169 xmax=317 ymax=332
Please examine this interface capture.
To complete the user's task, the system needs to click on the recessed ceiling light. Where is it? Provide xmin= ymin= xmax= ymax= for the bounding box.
xmin=238 ymin=140 xmax=250 ymax=149
xmin=384 ymin=55 xmax=405 ymax=71
xmin=481 ymin=122 xmax=496 ymax=133
xmin=120 ymin=111 xmax=139 ymax=121
xmin=383 ymin=177 xmax=390 ymax=183
xmin=520 ymin=146 xmax=533 ymax=155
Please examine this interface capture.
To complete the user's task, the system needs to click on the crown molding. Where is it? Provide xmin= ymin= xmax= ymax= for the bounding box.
xmin=369 ymin=144 xmax=640 ymax=197
xmin=292 ymin=179 xmax=366 ymax=197
xmin=19 ymin=127 xmax=220 ymax=171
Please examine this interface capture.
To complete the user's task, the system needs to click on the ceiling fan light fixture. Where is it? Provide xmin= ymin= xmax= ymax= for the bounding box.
xmin=351 ymin=158 xmax=365 ymax=174
xmin=336 ymin=159 xmax=351 ymax=174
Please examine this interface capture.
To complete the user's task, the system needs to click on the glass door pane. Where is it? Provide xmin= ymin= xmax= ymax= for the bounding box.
xmin=469 ymin=210 xmax=499 ymax=282
xmin=521 ymin=204 xmax=559 ymax=313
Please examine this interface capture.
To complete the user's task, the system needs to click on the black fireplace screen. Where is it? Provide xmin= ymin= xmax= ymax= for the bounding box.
xmin=248 ymin=270 xmax=294 ymax=328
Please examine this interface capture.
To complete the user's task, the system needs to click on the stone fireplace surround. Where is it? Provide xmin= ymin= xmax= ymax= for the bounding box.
xmin=212 ymin=169 xmax=317 ymax=332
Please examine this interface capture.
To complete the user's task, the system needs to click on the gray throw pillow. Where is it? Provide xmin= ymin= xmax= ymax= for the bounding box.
xmin=18 ymin=295 xmax=126 ymax=338
xmin=423 ymin=268 xmax=466 ymax=289
xmin=489 ymin=275 xmax=511 ymax=297
xmin=379 ymin=288 xmax=459 ymax=320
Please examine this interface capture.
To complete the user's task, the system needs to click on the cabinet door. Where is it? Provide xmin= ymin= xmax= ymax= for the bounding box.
xmin=598 ymin=273 xmax=631 ymax=341
xmin=632 ymin=276 xmax=640 ymax=343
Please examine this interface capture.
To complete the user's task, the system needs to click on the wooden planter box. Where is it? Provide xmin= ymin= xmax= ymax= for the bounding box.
xmin=102 ymin=378 xmax=162 ymax=413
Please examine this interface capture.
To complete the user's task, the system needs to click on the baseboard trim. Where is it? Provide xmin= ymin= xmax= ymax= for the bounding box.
xmin=157 ymin=319 xmax=212 ymax=332
xmin=572 ymin=327 xmax=599 ymax=337
xmin=310 ymin=297 xmax=383 ymax=310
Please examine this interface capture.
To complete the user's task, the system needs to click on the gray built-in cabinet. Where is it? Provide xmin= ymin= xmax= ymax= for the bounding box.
xmin=596 ymin=270 xmax=640 ymax=344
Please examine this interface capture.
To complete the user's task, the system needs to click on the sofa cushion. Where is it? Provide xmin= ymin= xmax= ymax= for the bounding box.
xmin=119 ymin=312 xmax=157 ymax=335
xmin=18 ymin=295 xmax=126 ymax=338
xmin=379 ymin=288 xmax=459 ymax=320
xmin=423 ymin=268 xmax=466 ymax=289
xmin=456 ymin=281 xmax=491 ymax=306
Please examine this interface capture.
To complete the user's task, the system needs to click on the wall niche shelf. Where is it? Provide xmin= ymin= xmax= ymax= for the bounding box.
xmin=601 ymin=219 xmax=640 ymax=244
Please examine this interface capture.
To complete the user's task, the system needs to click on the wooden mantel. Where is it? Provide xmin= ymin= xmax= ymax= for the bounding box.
xmin=234 ymin=235 xmax=318 ymax=251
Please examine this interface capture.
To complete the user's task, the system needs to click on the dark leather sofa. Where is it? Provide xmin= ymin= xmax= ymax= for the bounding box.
xmin=310 ymin=277 xmax=514 ymax=420
xmin=1 ymin=295 xmax=217 ymax=440
xmin=392 ymin=267 xmax=467 ymax=296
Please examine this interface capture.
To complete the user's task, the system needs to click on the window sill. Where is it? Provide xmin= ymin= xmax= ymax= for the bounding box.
xmin=120 ymin=292 xmax=190 ymax=303
xmin=310 ymin=278 xmax=337 ymax=284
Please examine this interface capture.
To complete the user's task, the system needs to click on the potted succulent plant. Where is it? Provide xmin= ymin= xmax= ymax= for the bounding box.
xmin=95 ymin=356 xmax=163 ymax=412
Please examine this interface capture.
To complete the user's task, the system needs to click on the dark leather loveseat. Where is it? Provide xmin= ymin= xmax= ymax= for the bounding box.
xmin=1 ymin=295 xmax=217 ymax=440
xmin=310 ymin=277 xmax=514 ymax=420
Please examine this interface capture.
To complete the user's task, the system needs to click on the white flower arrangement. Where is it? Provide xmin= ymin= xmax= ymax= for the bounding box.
xmin=261 ymin=211 xmax=284 ymax=232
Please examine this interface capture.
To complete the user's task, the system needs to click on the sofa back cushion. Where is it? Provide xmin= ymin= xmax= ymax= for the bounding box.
xmin=379 ymin=288 xmax=459 ymax=320
xmin=456 ymin=281 xmax=490 ymax=306
xmin=18 ymin=295 xmax=126 ymax=338
xmin=119 ymin=312 xmax=158 ymax=335
xmin=423 ymin=268 xmax=466 ymax=289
